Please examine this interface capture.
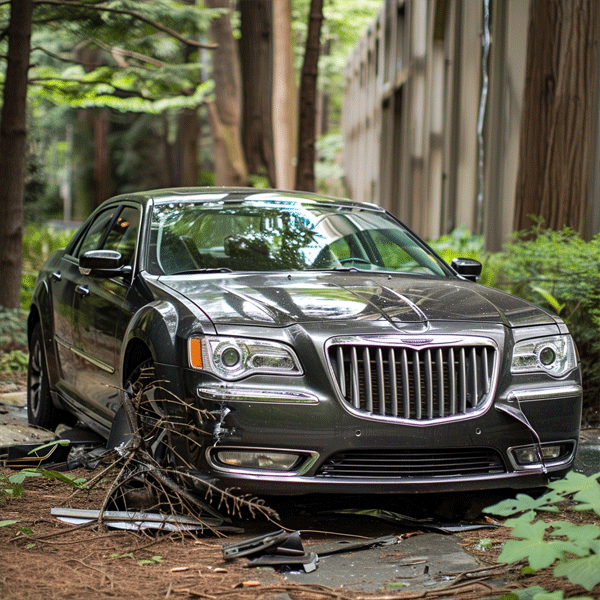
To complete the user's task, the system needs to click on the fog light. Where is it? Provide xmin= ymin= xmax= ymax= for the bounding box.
xmin=216 ymin=450 xmax=300 ymax=471
xmin=512 ymin=445 xmax=562 ymax=465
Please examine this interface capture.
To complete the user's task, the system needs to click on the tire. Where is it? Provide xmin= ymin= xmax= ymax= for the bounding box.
xmin=124 ymin=359 xmax=169 ymax=462
xmin=27 ymin=322 xmax=59 ymax=430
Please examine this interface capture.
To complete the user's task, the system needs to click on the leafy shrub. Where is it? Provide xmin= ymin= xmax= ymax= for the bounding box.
xmin=484 ymin=471 xmax=600 ymax=598
xmin=0 ymin=306 xmax=28 ymax=350
xmin=491 ymin=226 xmax=600 ymax=425
xmin=0 ymin=306 xmax=28 ymax=375
xmin=427 ymin=227 xmax=501 ymax=288
xmin=21 ymin=223 xmax=74 ymax=309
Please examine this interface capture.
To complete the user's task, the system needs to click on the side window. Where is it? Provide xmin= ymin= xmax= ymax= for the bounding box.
xmin=73 ymin=209 xmax=117 ymax=258
xmin=101 ymin=207 xmax=140 ymax=266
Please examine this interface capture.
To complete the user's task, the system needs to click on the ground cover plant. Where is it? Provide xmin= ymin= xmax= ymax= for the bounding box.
xmin=482 ymin=470 xmax=600 ymax=600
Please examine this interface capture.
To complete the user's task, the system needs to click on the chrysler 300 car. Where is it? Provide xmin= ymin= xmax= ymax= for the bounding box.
xmin=27 ymin=188 xmax=582 ymax=495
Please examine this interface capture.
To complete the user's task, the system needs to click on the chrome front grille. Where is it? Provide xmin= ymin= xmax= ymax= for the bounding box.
xmin=327 ymin=338 xmax=497 ymax=421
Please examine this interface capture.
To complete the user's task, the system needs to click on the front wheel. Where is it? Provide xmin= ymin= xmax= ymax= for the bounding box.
xmin=27 ymin=322 xmax=59 ymax=430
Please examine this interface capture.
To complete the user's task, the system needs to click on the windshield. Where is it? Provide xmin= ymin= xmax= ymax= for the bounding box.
xmin=147 ymin=200 xmax=450 ymax=277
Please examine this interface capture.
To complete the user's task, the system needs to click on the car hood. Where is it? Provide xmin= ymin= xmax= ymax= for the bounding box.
xmin=159 ymin=272 xmax=556 ymax=329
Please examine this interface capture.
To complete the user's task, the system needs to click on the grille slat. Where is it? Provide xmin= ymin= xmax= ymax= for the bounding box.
xmin=317 ymin=448 xmax=505 ymax=478
xmin=389 ymin=348 xmax=398 ymax=417
xmin=328 ymin=341 xmax=496 ymax=422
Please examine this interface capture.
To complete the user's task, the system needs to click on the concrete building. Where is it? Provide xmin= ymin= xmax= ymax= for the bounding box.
xmin=342 ymin=0 xmax=599 ymax=249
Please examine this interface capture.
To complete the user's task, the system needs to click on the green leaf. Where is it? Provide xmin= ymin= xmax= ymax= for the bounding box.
xmin=139 ymin=556 xmax=162 ymax=566
xmin=531 ymin=592 xmax=564 ymax=600
xmin=498 ymin=520 xmax=566 ymax=570
xmin=504 ymin=586 xmax=550 ymax=600
xmin=27 ymin=439 xmax=70 ymax=455
xmin=531 ymin=286 xmax=565 ymax=315
xmin=483 ymin=493 xmax=560 ymax=517
xmin=554 ymin=553 xmax=600 ymax=592
xmin=38 ymin=470 xmax=85 ymax=488
xmin=0 ymin=520 xmax=18 ymax=528
xmin=548 ymin=471 xmax=600 ymax=502
xmin=549 ymin=522 xmax=600 ymax=553
xmin=3 ymin=484 xmax=24 ymax=497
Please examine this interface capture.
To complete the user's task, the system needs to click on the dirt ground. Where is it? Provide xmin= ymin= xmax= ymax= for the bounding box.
xmin=1 ymin=467 xmax=599 ymax=600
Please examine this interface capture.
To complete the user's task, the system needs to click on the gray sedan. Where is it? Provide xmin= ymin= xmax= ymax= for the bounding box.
xmin=27 ymin=188 xmax=582 ymax=496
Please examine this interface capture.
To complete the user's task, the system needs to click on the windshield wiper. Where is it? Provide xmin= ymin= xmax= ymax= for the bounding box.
xmin=171 ymin=267 xmax=233 ymax=275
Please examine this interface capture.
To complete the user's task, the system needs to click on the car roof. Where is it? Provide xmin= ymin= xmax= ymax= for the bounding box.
xmin=102 ymin=187 xmax=384 ymax=211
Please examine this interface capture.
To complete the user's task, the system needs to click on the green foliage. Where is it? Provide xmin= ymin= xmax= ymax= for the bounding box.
xmin=316 ymin=131 xmax=345 ymax=197
xmin=21 ymin=223 xmax=75 ymax=310
xmin=484 ymin=471 xmax=600 ymax=594
xmin=0 ymin=470 xmax=41 ymax=501
xmin=427 ymin=227 xmax=502 ymax=288
xmin=0 ymin=350 xmax=29 ymax=374
xmin=0 ymin=306 xmax=28 ymax=375
xmin=491 ymin=225 xmax=600 ymax=423
xmin=1 ymin=465 xmax=85 ymax=512
xmin=139 ymin=556 xmax=162 ymax=566
xmin=0 ymin=307 xmax=28 ymax=350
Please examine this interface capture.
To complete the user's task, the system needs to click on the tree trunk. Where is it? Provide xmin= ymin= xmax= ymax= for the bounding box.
xmin=272 ymin=0 xmax=297 ymax=190
xmin=176 ymin=108 xmax=200 ymax=186
xmin=205 ymin=0 xmax=247 ymax=186
xmin=0 ymin=0 xmax=33 ymax=309
xmin=176 ymin=0 xmax=200 ymax=188
xmin=295 ymin=0 xmax=324 ymax=192
xmin=93 ymin=107 xmax=111 ymax=206
xmin=240 ymin=0 xmax=276 ymax=187
xmin=514 ymin=0 xmax=599 ymax=234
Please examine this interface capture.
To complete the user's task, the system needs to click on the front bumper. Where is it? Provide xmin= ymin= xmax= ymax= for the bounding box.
xmin=192 ymin=379 xmax=581 ymax=496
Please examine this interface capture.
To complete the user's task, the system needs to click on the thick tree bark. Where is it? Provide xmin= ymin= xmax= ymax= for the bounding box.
xmin=240 ymin=0 xmax=276 ymax=187
xmin=0 ymin=0 xmax=33 ymax=309
xmin=205 ymin=0 xmax=247 ymax=186
xmin=295 ymin=0 xmax=324 ymax=192
xmin=175 ymin=0 xmax=200 ymax=187
xmin=514 ymin=0 xmax=599 ymax=234
xmin=93 ymin=107 xmax=111 ymax=206
xmin=177 ymin=107 xmax=201 ymax=186
xmin=272 ymin=0 xmax=297 ymax=190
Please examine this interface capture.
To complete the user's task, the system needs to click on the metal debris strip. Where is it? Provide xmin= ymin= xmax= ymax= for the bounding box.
xmin=223 ymin=530 xmax=399 ymax=574
xmin=50 ymin=507 xmax=242 ymax=533
xmin=329 ymin=508 xmax=499 ymax=534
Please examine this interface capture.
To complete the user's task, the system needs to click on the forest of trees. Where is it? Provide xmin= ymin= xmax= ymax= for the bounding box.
xmin=0 ymin=0 xmax=380 ymax=308
xmin=1 ymin=0 xmax=598 ymax=310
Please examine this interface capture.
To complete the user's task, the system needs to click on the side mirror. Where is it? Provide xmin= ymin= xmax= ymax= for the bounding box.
xmin=79 ymin=250 xmax=132 ymax=278
xmin=451 ymin=257 xmax=482 ymax=282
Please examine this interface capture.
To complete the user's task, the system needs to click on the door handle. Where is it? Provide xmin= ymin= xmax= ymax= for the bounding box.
xmin=51 ymin=272 xmax=62 ymax=281
xmin=75 ymin=285 xmax=89 ymax=297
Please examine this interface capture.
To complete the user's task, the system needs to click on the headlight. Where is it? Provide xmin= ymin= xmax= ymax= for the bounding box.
xmin=189 ymin=336 xmax=302 ymax=380
xmin=511 ymin=335 xmax=577 ymax=377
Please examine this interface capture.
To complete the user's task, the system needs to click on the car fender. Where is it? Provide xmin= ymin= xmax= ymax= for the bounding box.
xmin=28 ymin=286 xmax=62 ymax=391
xmin=121 ymin=301 xmax=181 ymax=370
